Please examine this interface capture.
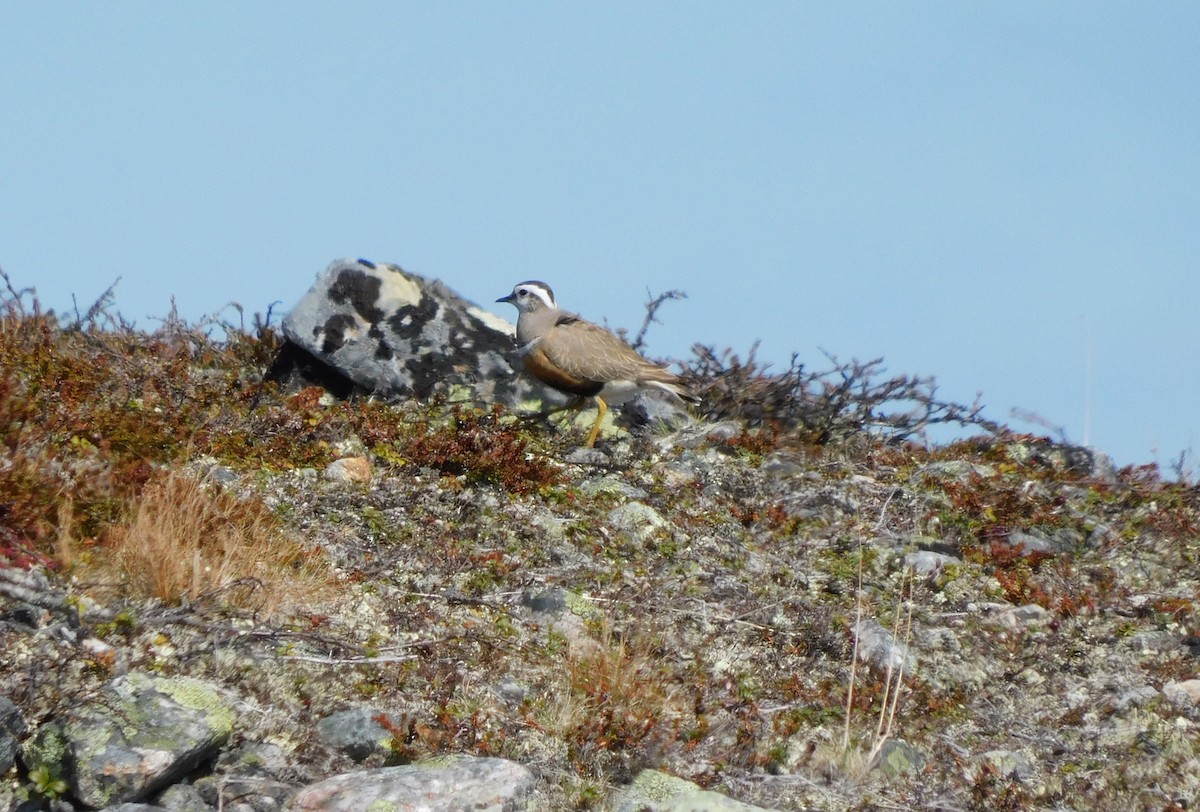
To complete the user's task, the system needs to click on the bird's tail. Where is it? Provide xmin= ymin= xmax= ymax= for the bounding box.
xmin=644 ymin=378 xmax=701 ymax=404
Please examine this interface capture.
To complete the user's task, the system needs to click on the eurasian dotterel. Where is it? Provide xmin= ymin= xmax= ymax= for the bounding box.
xmin=497 ymin=280 xmax=699 ymax=447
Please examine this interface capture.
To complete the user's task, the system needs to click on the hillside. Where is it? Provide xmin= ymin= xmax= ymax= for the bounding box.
xmin=2 ymin=275 xmax=1199 ymax=812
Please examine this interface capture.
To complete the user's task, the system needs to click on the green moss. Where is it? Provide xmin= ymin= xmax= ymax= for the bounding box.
xmin=365 ymin=801 xmax=400 ymax=812
xmin=627 ymin=769 xmax=699 ymax=801
xmin=143 ymin=674 xmax=236 ymax=739
xmin=22 ymin=724 xmax=69 ymax=778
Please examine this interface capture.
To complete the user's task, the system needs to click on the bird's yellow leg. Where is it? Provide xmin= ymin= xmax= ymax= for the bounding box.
xmin=584 ymin=397 xmax=608 ymax=447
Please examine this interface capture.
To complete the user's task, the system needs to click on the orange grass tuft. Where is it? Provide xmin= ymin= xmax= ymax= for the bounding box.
xmin=92 ymin=471 xmax=328 ymax=612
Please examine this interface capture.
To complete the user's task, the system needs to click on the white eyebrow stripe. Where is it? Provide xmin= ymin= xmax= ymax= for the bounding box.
xmin=518 ymin=282 xmax=556 ymax=309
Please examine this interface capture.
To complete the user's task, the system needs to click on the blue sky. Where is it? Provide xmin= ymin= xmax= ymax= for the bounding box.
xmin=2 ymin=3 xmax=1197 ymax=469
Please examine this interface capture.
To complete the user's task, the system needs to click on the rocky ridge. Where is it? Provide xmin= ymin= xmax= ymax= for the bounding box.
xmin=1 ymin=263 xmax=1199 ymax=811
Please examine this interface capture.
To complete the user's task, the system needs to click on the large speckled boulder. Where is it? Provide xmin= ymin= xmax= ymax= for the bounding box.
xmin=273 ymin=258 xmax=566 ymax=409
xmin=21 ymin=672 xmax=234 ymax=809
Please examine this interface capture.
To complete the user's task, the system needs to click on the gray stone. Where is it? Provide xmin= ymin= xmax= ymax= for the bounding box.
xmin=761 ymin=452 xmax=807 ymax=478
xmin=608 ymin=502 xmax=670 ymax=542
xmin=912 ymin=460 xmax=996 ymax=482
xmin=1008 ymin=441 xmax=1117 ymax=482
xmin=156 ymin=783 xmax=214 ymax=812
xmin=285 ymin=756 xmax=535 ymax=811
xmin=315 ymin=708 xmax=392 ymax=762
xmin=100 ymin=804 xmax=165 ymax=811
xmin=621 ymin=388 xmax=696 ymax=435
xmin=521 ymin=588 xmax=568 ymax=616
xmin=276 ymin=259 xmax=559 ymax=410
xmin=493 ymin=677 xmax=529 ymax=706
xmin=1003 ymin=530 xmax=1056 ymax=554
xmin=610 ymin=769 xmax=777 ymax=811
xmin=1163 ymin=679 xmax=1200 ymax=707
xmin=853 ymin=619 xmax=916 ymax=675
xmin=993 ymin=603 xmax=1051 ymax=631
xmin=203 ymin=741 xmax=297 ymax=809
xmin=700 ymin=421 xmax=747 ymax=444
xmin=872 ymin=739 xmax=925 ymax=778
xmin=21 ymin=672 xmax=234 ymax=809
xmin=905 ymin=550 xmax=959 ymax=575
xmin=662 ymin=420 xmax=744 ymax=450
xmin=564 ymin=447 xmax=610 ymax=466
xmin=0 ymin=695 xmax=24 ymax=774
xmin=579 ymin=474 xmax=648 ymax=499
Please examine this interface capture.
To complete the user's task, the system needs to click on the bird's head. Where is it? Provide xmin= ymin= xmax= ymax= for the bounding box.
xmin=497 ymin=281 xmax=557 ymax=314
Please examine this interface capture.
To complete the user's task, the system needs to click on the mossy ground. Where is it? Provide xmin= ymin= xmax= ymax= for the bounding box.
xmin=3 ymin=292 xmax=1200 ymax=810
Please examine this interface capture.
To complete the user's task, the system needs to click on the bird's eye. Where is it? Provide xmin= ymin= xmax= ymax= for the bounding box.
xmin=517 ymin=289 xmax=528 ymax=297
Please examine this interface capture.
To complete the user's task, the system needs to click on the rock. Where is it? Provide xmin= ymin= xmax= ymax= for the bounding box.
xmin=853 ymin=619 xmax=916 ymax=675
xmin=493 ymin=677 xmax=529 ymax=706
xmin=271 ymin=259 xmax=694 ymax=438
xmin=196 ymin=741 xmax=298 ymax=810
xmin=661 ymin=420 xmax=743 ymax=450
xmin=580 ymin=475 xmax=648 ymax=500
xmin=904 ymin=550 xmax=958 ymax=575
xmin=272 ymin=258 xmax=559 ymax=409
xmin=1007 ymin=440 xmax=1117 ymax=482
xmin=155 ymin=783 xmax=214 ymax=812
xmin=100 ymin=805 xmax=165 ymax=811
xmin=0 ymin=695 xmax=24 ymax=774
xmin=285 ymin=756 xmax=535 ymax=811
xmin=315 ymin=708 xmax=392 ymax=762
xmin=1002 ymin=530 xmax=1056 ymax=554
xmin=872 ymin=739 xmax=925 ymax=778
xmin=912 ymin=460 xmax=996 ymax=482
xmin=993 ymin=604 xmax=1051 ymax=631
xmin=621 ymin=388 xmax=695 ymax=435
xmin=610 ymin=769 xmax=776 ymax=811
xmin=564 ymin=447 xmax=610 ymax=466
xmin=22 ymin=672 xmax=234 ymax=809
xmin=1163 ymin=679 xmax=1200 ymax=707
xmin=0 ymin=566 xmax=76 ymax=626
xmin=321 ymin=457 xmax=372 ymax=485
xmin=608 ymin=502 xmax=670 ymax=542
xmin=761 ymin=452 xmax=807 ymax=478
xmin=520 ymin=588 xmax=603 ymax=654
xmin=520 ymin=587 xmax=569 ymax=616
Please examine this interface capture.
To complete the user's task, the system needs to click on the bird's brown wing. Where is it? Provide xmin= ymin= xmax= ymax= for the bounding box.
xmin=539 ymin=319 xmax=658 ymax=385
xmin=522 ymin=343 xmax=604 ymax=397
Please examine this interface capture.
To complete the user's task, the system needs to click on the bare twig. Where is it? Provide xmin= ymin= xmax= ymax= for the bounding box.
xmin=683 ymin=343 xmax=1002 ymax=446
xmin=277 ymin=653 xmax=419 ymax=665
xmin=0 ymin=265 xmax=39 ymax=317
xmin=631 ymin=288 xmax=687 ymax=353
xmin=67 ymin=277 xmax=122 ymax=331
xmin=1010 ymin=407 xmax=1070 ymax=444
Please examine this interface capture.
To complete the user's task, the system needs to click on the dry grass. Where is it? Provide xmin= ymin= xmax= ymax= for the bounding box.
xmin=85 ymin=470 xmax=328 ymax=613
xmin=541 ymin=626 xmax=685 ymax=782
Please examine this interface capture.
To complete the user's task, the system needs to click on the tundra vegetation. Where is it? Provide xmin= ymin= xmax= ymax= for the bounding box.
xmin=2 ymin=270 xmax=1198 ymax=810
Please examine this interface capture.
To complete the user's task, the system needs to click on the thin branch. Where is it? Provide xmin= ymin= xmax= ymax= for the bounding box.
xmin=277 ymin=653 xmax=419 ymax=665
xmin=67 ymin=277 xmax=122 ymax=331
xmin=631 ymin=288 xmax=687 ymax=353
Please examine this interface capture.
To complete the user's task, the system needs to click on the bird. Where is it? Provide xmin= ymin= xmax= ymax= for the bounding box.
xmin=497 ymin=280 xmax=699 ymax=447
